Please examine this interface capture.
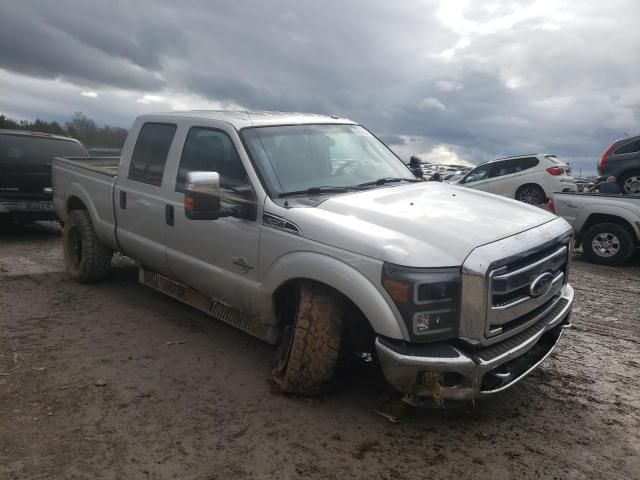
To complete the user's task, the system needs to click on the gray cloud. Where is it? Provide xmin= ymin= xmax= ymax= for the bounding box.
xmin=1 ymin=0 xmax=639 ymax=176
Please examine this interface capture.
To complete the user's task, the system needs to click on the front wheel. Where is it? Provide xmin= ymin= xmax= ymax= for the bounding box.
xmin=582 ymin=223 xmax=634 ymax=266
xmin=516 ymin=184 xmax=546 ymax=205
xmin=63 ymin=210 xmax=113 ymax=282
xmin=272 ymin=282 xmax=343 ymax=396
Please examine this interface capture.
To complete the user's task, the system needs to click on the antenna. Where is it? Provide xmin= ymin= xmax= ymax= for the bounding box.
xmin=243 ymin=105 xmax=289 ymax=207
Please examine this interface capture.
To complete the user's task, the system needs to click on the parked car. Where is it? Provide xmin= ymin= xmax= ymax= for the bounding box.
xmin=0 ymin=129 xmax=87 ymax=222
xmin=52 ymin=111 xmax=574 ymax=404
xmin=597 ymin=134 xmax=640 ymax=194
xmin=549 ymin=192 xmax=640 ymax=265
xmin=455 ymin=154 xmax=577 ymax=205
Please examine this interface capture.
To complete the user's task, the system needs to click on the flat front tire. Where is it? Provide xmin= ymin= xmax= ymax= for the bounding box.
xmin=272 ymin=282 xmax=343 ymax=396
xmin=63 ymin=210 xmax=113 ymax=283
xmin=582 ymin=223 xmax=634 ymax=266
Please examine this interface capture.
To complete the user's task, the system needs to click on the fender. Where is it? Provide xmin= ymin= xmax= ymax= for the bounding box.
xmin=258 ymin=251 xmax=408 ymax=340
xmin=64 ymin=180 xmax=119 ymax=251
xmin=575 ymin=204 xmax=640 ymax=240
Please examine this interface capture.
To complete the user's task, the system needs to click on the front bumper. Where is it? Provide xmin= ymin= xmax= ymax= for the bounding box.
xmin=376 ymin=283 xmax=574 ymax=402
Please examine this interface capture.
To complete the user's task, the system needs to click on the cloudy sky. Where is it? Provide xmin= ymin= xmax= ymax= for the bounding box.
xmin=1 ymin=0 xmax=639 ymax=176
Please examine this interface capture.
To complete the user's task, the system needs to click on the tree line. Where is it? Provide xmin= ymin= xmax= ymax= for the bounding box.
xmin=0 ymin=112 xmax=127 ymax=148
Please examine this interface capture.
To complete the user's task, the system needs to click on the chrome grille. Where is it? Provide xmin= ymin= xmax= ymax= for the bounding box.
xmin=486 ymin=242 xmax=569 ymax=337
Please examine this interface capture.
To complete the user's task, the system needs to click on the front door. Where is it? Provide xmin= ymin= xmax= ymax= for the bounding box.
xmin=114 ymin=121 xmax=178 ymax=276
xmin=163 ymin=125 xmax=262 ymax=314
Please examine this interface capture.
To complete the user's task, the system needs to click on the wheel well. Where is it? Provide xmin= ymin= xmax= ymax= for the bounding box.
xmin=273 ymin=279 xmax=376 ymax=354
xmin=578 ymin=214 xmax=638 ymax=245
xmin=516 ymin=183 xmax=546 ymax=196
xmin=67 ymin=196 xmax=88 ymax=213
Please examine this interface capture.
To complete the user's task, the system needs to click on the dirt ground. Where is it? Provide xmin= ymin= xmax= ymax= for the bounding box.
xmin=1 ymin=221 xmax=639 ymax=480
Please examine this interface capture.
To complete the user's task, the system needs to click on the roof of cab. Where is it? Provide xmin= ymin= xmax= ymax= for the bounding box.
xmin=138 ymin=110 xmax=357 ymax=129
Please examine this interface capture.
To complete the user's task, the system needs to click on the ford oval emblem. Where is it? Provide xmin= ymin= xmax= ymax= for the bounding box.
xmin=530 ymin=272 xmax=554 ymax=298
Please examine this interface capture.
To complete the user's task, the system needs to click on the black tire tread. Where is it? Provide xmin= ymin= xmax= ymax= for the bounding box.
xmin=272 ymin=282 xmax=343 ymax=396
xmin=63 ymin=210 xmax=113 ymax=283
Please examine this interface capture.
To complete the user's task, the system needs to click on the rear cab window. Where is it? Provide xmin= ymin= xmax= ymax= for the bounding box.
xmin=128 ymin=123 xmax=177 ymax=186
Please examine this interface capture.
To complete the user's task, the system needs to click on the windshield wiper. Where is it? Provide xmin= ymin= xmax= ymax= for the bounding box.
xmin=278 ymin=186 xmax=354 ymax=197
xmin=356 ymin=177 xmax=420 ymax=187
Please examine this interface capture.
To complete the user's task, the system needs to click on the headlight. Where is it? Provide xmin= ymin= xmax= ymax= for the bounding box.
xmin=382 ymin=263 xmax=460 ymax=342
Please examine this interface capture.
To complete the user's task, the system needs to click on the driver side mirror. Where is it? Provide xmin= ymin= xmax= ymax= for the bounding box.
xmin=184 ymin=171 xmax=221 ymax=220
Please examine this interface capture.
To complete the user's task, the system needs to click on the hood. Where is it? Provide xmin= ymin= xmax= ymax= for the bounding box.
xmin=284 ymin=183 xmax=557 ymax=267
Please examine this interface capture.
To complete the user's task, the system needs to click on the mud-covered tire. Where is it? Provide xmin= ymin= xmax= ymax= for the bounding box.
xmin=582 ymin=223 xmax=634 ymax=266
xmin=63 ymin=210 xmax=113 ymax=283
xmin=272 ymin=282 xmax=343 ymax=396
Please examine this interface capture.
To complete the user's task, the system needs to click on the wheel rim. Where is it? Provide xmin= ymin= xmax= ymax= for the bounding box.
xmin=68 ymin=225 xmax=83 ymax=265
xmin=623 ymin=175 xmax=640 ymax=194
xmin=591 ymin=232 xmax=620 ymax=258
xmin=518 ymin=187 xmax=542 ymax=205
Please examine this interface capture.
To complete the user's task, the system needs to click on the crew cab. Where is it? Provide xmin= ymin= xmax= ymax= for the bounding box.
xmin=550 ymin=192 xmax=640 ymax=265
xmin=52 ymin=111 xmax=575 ymax=404
xmin=0 ymin=129 xmax=87 ymax=222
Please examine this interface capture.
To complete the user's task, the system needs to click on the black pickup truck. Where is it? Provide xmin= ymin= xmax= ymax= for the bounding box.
xmin=0 ymin=129 xmax=87 ymax=223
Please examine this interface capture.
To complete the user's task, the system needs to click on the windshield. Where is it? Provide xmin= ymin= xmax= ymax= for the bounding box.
xmin=241 ymin=124 xmax=415 ymax=196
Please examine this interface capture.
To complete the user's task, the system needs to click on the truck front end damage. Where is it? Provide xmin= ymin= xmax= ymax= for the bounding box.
xmin=376 ymin=219 xmax=575 ymax=402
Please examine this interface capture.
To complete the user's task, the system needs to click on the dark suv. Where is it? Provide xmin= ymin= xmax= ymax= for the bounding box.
xmin=597 ymin=134 xmax=640 ymax=194
xmin=1 ymin=130 xmax=87 ymax=222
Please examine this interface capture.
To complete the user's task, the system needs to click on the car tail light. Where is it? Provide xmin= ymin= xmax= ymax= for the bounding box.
xmin=546 ymin=166 xmax=564 ymax=176
xmin=547 ymin=197 xmax=555 ymax=214
xmin=598 ymin=142 xmax=616 ymax=172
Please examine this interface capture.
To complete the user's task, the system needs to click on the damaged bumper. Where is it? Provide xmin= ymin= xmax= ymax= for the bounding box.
xmin=375 ymin=284 xmax=574 ymax=401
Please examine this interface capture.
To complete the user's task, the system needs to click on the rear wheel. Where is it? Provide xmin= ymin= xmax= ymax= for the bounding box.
xmin=582 ymin=223 xmax=634 ymax=266
xmin=272 ymin=282 xmax=344 ymax=396
xmin=619 ymin=171 xmax=640 ymax=194
xmin=63 ymin=210 xmax=113 ymax=282
xmin=516 ymin=184 xmax=546 ymax=205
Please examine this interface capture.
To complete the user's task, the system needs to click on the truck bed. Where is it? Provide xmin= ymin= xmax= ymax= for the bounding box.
xmin=54 ymin=156 xmax=120 ymax=177
xmin=52 ymin=156 xmax=120 ymax=251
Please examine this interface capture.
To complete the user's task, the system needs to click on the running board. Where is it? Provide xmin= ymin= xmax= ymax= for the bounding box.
xmin=139 ymin=267 xmax=278 ymax=344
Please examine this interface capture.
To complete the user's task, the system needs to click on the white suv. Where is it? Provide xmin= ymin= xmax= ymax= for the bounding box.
xmin=454 ymin=154 xmax=577 ymax=204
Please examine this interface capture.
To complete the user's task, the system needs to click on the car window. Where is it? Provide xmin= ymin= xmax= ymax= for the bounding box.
xmin=0 ymin=135 xmax=87 ymax=165
xmin=128 ymin=122 xmax=177 ymax=187
xmin=521 ymin=157 xmax=540 ymax=169
xmin=176 ymin=127 xmax=249 ymax=192
xmin=462 ymin=164 xmax=491 ymax=183
xmin=614 ymin=139 xmax=640 ymax=155
xmin=490 ymin=159 xmax=524 ymax=178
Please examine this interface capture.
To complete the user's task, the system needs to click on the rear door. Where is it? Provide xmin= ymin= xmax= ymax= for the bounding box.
xmin=114 ymin=122 xmax=178 ymax=276
xmin=489 ymin=158 xmax=526 ymax=197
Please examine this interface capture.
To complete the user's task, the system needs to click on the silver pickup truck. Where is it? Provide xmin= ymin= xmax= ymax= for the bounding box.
xmin=52 ymin=111 xmax=575 ymax=404
xmin=550 ymin=192 xmax=640 ymax=265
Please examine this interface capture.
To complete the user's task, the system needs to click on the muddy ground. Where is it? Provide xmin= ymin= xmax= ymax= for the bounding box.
xmin=0 ymin=221 xmax=638 ymax=480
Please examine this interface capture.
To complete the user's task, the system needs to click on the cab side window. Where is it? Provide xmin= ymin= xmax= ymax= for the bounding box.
xmin=176 ymin=127 xmax=250 ymax=192
xmin=128 ymin=122 xmax=177 ymax=186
